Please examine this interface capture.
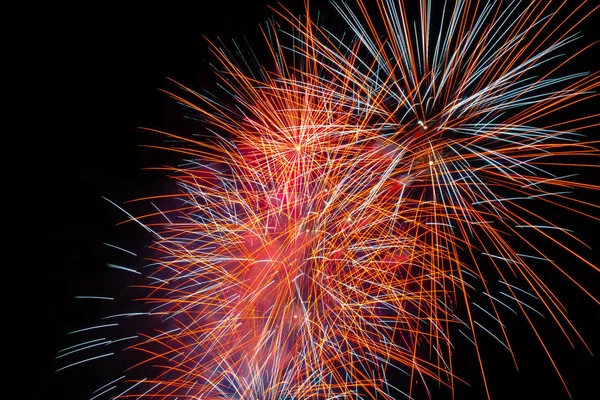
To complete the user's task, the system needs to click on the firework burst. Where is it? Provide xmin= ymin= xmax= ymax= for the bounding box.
xmin=57 ymin=1 xmax=599 ymax=399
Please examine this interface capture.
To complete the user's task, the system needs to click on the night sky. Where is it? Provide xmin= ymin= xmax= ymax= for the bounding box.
xmin=39 ymin=1 xmax=598 ymax=399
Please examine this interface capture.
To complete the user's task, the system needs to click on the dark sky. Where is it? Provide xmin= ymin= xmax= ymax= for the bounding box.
xmin=39 ymin=1 xmax=599 ymax=399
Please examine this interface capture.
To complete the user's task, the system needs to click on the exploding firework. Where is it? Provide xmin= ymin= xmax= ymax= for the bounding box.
xmin=56 ymin=1 xmax=599 ymax=399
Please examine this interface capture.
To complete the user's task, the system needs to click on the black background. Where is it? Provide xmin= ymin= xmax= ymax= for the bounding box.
xmin=37 ymin=1 xmax=599 ymax=399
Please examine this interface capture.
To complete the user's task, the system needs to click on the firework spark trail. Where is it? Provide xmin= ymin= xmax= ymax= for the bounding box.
xmin=287 ymin=0 xmax=600 ymax=397
xmin=57 ymin=1 xmax=599 ymax=399
xmin=118 ymin=29 xmax=452 ymax=397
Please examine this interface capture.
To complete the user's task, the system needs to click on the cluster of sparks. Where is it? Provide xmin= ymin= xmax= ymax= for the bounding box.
xmin=58 ymin=1 xmax=599 ymax=399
